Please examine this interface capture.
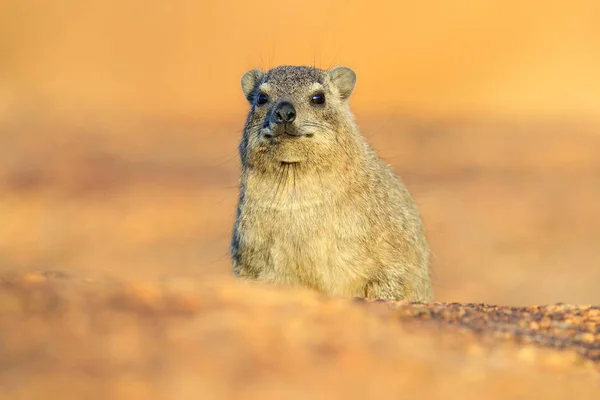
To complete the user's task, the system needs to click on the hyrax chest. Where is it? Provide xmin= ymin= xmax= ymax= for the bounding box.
xmin=239 ymin=195 xmax=372 ymax=296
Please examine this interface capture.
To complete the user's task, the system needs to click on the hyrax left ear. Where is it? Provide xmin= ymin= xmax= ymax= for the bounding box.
xmin=241 ymin=69 xmax=264 ymax=102
xmin=328 ymin=66 xmax=357 ymax=100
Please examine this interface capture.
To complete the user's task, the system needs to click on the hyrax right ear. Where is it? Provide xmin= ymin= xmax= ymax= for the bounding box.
xmin=241 ymin=69 xmax=264 ymax=102
xmin=328 ymin=66 xmax=357 ymax=100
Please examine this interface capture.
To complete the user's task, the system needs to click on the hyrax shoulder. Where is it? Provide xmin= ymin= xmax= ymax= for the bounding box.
xmin=230 ymin=65 xmax=433 ymax=302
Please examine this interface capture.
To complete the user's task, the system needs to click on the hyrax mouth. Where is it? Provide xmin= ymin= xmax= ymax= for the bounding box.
xmin=262 ymin=125 xmax=305 ymax=140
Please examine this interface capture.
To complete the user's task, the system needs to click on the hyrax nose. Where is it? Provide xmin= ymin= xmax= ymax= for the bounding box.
xmin=272 ymin=102 xmax=296 ymax=124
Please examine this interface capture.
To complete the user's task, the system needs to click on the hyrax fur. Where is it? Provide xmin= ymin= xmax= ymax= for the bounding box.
xmin=230 ymin=65 xmax=433 ymax=302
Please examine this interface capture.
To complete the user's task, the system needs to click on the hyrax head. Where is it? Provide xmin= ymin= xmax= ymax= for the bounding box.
xmin=240 ymin=66 xmax=357 ymax=166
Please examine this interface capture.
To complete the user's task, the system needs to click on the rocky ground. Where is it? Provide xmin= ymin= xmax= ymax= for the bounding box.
xmin=0 ymin=271 xmax=598 ymax=400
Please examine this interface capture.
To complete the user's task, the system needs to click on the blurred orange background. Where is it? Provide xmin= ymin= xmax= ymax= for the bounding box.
xmin=1 ymin=0 xmax=599 ymax=305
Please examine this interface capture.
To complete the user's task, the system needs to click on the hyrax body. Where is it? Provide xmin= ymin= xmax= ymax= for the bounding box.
xmin=230 ymin=65 xmax=433 ymax=301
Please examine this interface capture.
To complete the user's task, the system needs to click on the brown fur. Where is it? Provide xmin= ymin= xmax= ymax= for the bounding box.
xmin=230 ymin=65 xmax=433 ymax=301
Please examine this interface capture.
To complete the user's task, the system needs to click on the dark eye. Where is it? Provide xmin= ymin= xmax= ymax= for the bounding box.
xmin=256 ymin=93 xmax=269 ymax=106
xmin=311 ymin=93 xmax=325 ymax=105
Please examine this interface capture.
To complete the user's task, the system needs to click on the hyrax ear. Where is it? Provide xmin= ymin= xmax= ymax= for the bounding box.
xmin=241 ymin=69 xmax=264 ymax=102
xmin=328 ymin=66 xmax=357 ymax=100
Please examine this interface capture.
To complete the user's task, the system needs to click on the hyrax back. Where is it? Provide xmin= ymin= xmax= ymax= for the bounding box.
xmin=230 ymin=65 xmax=433 ymax=302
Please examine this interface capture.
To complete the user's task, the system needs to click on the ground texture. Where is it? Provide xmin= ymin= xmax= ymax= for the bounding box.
xmin=0 ymin=272 xmax=598 ymax=399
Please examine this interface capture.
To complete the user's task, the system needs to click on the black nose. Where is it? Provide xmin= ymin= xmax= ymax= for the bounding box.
xmin=272 ymin=102 xmax=296 ymax=124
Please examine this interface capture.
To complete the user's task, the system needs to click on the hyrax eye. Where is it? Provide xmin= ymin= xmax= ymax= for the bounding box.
xmin=256 ymin=93 xmax=269 ymax=106
xmin=311 ymin=93 xmax=325 ymax=105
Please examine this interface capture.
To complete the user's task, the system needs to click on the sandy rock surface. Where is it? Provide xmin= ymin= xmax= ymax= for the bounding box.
xmin=0 ymin=272 xmax=598 ymax=400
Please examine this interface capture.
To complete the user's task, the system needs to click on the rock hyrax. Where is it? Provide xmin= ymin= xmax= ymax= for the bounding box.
xmin=230 ymin=65 xmax=433 ymax=302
